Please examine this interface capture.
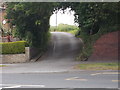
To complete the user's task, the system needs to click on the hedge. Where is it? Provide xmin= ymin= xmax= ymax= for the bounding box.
xmin=0 ymin=41 xmax=26 ymax=54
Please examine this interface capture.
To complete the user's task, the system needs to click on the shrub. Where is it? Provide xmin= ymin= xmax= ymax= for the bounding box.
xmin=0 ymin=41 xmax=26 ymax=54
xmin=76 ymin=25 xmax=119 ymax=61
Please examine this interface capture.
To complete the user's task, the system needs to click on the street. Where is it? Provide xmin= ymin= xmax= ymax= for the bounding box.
xmin=1 ymin=32 xmax=82 ymax=73
xmin=1 ymin=71 xmax=119 ymax=88
xmin=0 ymin=32 xmax=119 ymax=89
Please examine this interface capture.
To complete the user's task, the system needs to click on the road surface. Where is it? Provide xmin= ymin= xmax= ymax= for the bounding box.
xmin=0 ymin=32 xmax=119 ymax=89
xmin=1 ymin=71 xmax=119 ymax=89
xmin=1 ymin=32 xmax=82 ymax=73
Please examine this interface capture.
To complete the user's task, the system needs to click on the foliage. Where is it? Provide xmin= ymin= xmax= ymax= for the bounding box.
xmin=0 ymin=23 xmax=7 ymax=37
xmin=71 ymin=3 xmax=119 ymax=34
xmin=76 ymin=25 xmax=119 ymax=61
xmin=55 ymin=2 xmax=119 ymax=61
xmin=70 ymin=2 xmax=120 ymax=60
xmin=56 ymin=2 xmax=119 ymax=34
xmin=5 ymin=2 xmax=57 ymax=50
xmin=50 ymin=23 xmax=79 ymax=32
xmin=5 ymin=2 xmax=120 ymax=60
xmin=68 ymin=30 xmax=78 ymax=35
xmin=0 ymin=41 xmax=26 ymax=54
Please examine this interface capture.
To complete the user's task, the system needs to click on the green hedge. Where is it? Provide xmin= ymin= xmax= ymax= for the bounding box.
xmin=0 ymin=41 xmax=26 ymax=54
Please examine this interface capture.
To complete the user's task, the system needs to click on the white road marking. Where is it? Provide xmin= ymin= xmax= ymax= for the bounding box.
xmin=53 ymin=42 xmax=56 ymax=53
xmin=91 ymin=73 xmax=101 ymax=76
xmin=1 ymin=84 xmax=45 ymax=88
xmin=3 ymin=85 xmax=21 ymax=88
xmin=65 ymin=77 xmax=88 ymax=81
xmin=112 ymin=80 xmax=120 ymax=82
xmin=91 ymin=72 xmax=119 ymax=76
xmin=21 ymin=84 xmax=45 ymax=87
xmin=102 ymin=72 xmax=120 ymax=74
xmin=57 ymin=89 xmax=74 ymax=90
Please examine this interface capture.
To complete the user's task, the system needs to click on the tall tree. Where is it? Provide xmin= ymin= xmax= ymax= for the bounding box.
xmin=72 ymin=2 xmax=120 ymax=34
xmin=6 ymin=2 xmax=57 ymax=49
xmin=5 ymin=2 xmax=120 ymax=48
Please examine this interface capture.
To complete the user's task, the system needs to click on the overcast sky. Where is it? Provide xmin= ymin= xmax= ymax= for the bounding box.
xmin=50 ymin=8 xmax=77 ymax=26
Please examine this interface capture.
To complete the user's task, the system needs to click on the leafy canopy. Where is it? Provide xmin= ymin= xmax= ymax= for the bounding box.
xmin=6 ymin=2 xmax=120 ymax=49
xmin=6 ymin=2 xmax=57 ymax=49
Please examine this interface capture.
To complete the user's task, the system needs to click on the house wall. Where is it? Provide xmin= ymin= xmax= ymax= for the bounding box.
xmin=0 ymin=7 xmax=10 ymax=31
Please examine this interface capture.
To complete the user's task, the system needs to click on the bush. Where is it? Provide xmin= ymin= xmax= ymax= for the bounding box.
xmin=0 ymin=41 xmax=26 ymax=54
xmin=76 ymin=25 xmax=119 ymax=61
xmin=50 ymin=24 xmax=79 ymax=32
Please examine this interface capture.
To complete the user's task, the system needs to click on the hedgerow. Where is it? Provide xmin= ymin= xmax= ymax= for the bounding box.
xmin=0 ymin=41 xmax=26 ymax=54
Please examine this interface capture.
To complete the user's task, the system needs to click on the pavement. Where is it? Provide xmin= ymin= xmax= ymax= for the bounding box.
xmin=0 ymin=32 xmax=83 ymax=73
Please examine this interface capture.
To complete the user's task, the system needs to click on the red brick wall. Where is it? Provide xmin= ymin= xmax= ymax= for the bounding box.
xmin=0 ymin=9 xmax=10 ymax=30
xmin=89 ymin=31 xmax=118 ymax=61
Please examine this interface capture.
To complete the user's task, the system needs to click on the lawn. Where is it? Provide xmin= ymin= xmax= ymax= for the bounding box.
xmin=74 ymin=63 xmax=119 ymax=70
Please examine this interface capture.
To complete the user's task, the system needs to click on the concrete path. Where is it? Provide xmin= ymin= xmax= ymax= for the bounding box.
xmin=1 ymin=32 xmax=83 ymax=73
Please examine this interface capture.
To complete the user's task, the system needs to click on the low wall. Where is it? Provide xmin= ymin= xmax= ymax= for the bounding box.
xmin=29 ymin=47 xmax=41 ymax=59
xmin=0 ymin=47 xmax=41 ymax=64
xmin=0 ymin=47 xmax=30 ymax=64
xmin=1 ymin=54 xmax=27 ymax=64
xmin=89 ymin=31 xmax=118 ymax=61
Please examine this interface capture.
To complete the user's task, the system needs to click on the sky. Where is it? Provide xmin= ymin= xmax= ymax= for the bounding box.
xmin=50 ymin=8 xmax=77 ymax=26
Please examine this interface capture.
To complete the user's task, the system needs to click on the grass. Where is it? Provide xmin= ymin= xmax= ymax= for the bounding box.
xmin=0 ymin=65 xmax=7 ymax=67
xmin=67 ymin=30 xmax=78 ymax=35
xmin=74 ymin=63 xmax=119 ymax=70
xmin=51 ymin=30 xmax=78 ymax=36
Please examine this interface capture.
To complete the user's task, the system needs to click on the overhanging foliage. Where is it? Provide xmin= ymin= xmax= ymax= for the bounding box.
xmin=6 ymin=2 xmax=57 ymax=49
xmin=5 ymin=2 xmax=119 ymax=58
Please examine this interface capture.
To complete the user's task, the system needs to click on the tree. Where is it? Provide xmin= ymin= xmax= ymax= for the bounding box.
xmin=6 ymin=2 xmax=57 ymax=49
xmin=5 ymin=2 xmax=120 ymax=50
xmin=72 ymin=2 xmax=120 ymax=35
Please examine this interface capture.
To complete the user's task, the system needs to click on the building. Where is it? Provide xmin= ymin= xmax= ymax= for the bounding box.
xmin=0 ymin=3 xmax=11 ymax=33
xmin=0 ymin=3 xmax=19 ymax=42
xmin=0 ymin=3 xmax=11 ymax=42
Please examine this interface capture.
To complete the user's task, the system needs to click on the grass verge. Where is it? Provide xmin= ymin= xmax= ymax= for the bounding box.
xmin=0 ymin=65 xmax=7 ymax=67
xmin=74 ymin=63 xmax=119 ymax=70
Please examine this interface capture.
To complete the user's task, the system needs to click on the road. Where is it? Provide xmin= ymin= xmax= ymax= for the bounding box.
xmin=1 ymin=71 xmax=119 ymax=88
xmin=0 ymin=32 xmax=119 ymax=89
xmin=1 ymin=32 xmax=82 ymax=73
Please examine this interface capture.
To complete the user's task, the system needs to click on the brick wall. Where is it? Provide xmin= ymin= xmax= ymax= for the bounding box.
xmin=89 ymin=31 xmax=118 ymax=61
xmin=0 ymin=7 xmax=10 ymax=31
